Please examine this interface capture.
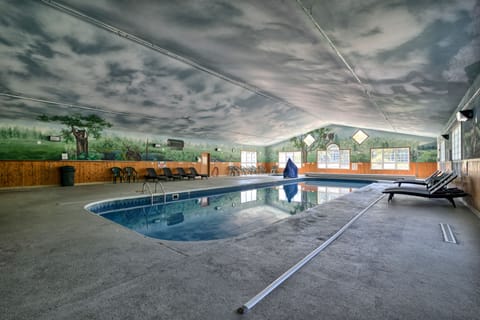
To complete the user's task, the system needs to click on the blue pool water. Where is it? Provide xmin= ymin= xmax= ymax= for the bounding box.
xmin=88 ymin=179 xmax=371 ymax=241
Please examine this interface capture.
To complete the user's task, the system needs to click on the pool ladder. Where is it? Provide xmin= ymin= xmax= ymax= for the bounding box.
xmin=141 ymin=181 xmax=166 ymax=205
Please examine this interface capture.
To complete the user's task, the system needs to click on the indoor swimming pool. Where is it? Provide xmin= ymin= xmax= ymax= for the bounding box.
xmin=87 ymin=179 xmax=372 ymax=241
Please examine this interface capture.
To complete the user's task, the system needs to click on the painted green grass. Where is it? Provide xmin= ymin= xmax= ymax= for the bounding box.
xmin=0 ymin=139 xmax=71 ymax=160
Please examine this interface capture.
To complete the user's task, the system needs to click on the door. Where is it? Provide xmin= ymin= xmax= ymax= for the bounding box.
xmin=200 ymin=152 xmax=210 ymax=177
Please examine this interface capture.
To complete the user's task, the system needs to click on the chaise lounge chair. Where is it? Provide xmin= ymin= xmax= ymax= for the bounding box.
xmin=144 ymin=168 xmax=167 ymax=182
xmin=163 ymin=167 xmax=182 ymax=180
xmin=189 ymin=167 xmax=208 ymax=179
xmin=393 ymin=170 xmax=443 ymax=187
xmin=383 ymin=172 xmax=469 ymax=207
xmin=176 ymin=167 xmax=196 ymax=180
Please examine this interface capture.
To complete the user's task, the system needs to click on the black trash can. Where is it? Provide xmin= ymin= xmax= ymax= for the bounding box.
xmin=60 ymin=166 xmax=75 ymax=186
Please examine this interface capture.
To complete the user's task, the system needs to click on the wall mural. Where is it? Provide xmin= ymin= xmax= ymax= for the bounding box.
xmin=0 ymin=118 xmax=266 ymax=162
xmin=0 ymin=116 xmax=436 ymax=163
xmin=266 ymin=125 xmax=437 ymax=163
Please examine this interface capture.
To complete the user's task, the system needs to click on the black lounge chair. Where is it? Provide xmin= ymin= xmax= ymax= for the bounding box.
xmin=144 ymin=168 xmax=167 ymax=182
xmin=163 ymin=167 xmax=182 ymax=180
xmin=383 ymin=172 xmax=469 ymax=207
xmin=176 ymin=167 xmax=195 ymax=179
xmin=189 ymin=167 xmax=208 ymax=179
xmin=393 ymin=170 xmax=443 ymax=187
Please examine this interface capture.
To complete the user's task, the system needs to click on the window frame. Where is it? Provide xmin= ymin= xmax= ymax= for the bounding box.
xmin=451 ymin=124 xmax=461 ymax=161
xmin=241 ymin=150 xmax=257 ymax=168
xmin=278 ymin=151 xmax=302 ymax=168
xmin=370 ymin=147 xmax=410 ymax=170
xmin=317 ymin=144 xmax=350 ymax=169
xmin=439 ymin=139 xmax=446 ymax=162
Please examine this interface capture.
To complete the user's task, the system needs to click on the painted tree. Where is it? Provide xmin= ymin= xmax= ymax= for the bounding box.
xmin=38 ymin=114 xmax=112 ymax=158
xmin=290 ymin=128 xmax=333 ymax=163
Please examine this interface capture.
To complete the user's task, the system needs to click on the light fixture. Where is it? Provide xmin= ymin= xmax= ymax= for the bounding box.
xmin=441 ymin=134 xmax=449 ymax=140
xmin=456 ymin=109 xmax=474 ymax=121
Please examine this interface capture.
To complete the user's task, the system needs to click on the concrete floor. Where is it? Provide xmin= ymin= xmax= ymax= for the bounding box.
xmin=1 ymin=176 xmax=479 ymax=320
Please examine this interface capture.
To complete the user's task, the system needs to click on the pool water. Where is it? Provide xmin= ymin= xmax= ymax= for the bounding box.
xmin=96 ymin=180 xmax=370 ymax=241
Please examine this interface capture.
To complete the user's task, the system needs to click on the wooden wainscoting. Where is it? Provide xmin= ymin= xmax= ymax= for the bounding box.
xmin=266 ymin=162 xmax=437 ymax=179
xmin=0 ymin=160 xmax=204 ymax=188
xmin=0 ymin=160 xmax=438 ymax=188
xmin=459 ymin=158 xmax=480 ymax=212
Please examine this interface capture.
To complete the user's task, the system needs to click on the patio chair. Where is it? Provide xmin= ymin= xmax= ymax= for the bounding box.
xmin=123 ymin=167 xmax=138 ymax=183
xmin=382 ymin=172 xmax=469 ymax=207
xmin=393 ymin=170 xmax=443 ymax=187
xmin=144 ymin=168 xmax=167 ymax=182
xmin=111 ymin=167 xmax=124 ymax=184
xmin=189 ymin=167 xmax=208 ymax=179
xmin=228 ymin=166 xmax=237 ymax=176
xmin=176 ymin=167 xmax=196 ymax=179
xmin=163 ymin=167 xmax=182 ymax=180
xmin=233 ymin=166 xmax=242 ymax=176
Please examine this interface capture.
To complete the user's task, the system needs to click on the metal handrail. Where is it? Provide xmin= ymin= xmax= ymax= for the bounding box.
xmin=141 ymin=181 xmax=166 ymax=205
xmin=142 ymin=182 xmax=154 ymax=205
xmin=155 ymin=181 xmax=166 ymax=204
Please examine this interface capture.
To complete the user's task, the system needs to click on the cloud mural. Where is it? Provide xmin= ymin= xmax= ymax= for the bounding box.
xmin=0 ymin=0 xmax=478 ymax=146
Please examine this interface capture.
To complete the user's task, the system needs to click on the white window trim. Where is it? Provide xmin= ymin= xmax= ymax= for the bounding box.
xmin=278 ymin=151 xmax=302 ymax=168
xmin=317 ymin=144 xmax=350 ymax=169
xmin=439 ymin=140 xmax=446 ymax=162
xmin=370 ymin=147 xmax=410 ymax=170
xmin=241 ymin=150 xmax=257 ymax=167
xmin=451 ymin=124 xmax=461 ymax=161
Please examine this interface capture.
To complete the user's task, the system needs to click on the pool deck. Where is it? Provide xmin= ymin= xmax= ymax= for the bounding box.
xmin=1 ymin=175 xmax=479 ymax=320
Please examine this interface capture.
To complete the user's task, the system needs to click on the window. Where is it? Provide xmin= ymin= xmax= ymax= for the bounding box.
xmin=317 ymin=144 xmax=350 ymax=169
xmin=439 ymin=140 xmax=446 ymax=162
xmin=371 ymin=147 xmax=409 ymax=170
xmin=278 ymin=151 xmax=302 ymax=168
xmin=241 ymin=151 xmax=257 ymax=167
xmin=451 ymin=124 xmax=461 ymax=161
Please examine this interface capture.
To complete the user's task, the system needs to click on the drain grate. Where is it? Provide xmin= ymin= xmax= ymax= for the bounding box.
xmin=440 ymin=223 xmax=457 ymax=244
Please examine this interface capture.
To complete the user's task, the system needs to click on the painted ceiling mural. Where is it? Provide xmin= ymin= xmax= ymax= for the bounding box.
xmin=0 ymin=0 xmax=479 ymax=146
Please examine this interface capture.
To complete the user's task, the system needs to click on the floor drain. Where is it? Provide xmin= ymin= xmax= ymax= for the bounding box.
xmin=440 ymin=223 xmax=457 ymax=244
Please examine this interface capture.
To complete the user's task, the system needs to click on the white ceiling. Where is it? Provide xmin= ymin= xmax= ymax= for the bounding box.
xmin=0 ymin=0 xmax=479 ymax=145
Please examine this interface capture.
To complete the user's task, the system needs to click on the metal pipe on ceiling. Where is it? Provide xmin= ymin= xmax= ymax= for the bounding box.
xmin=295 ymin=0 xmax=396 ymax=132
xmin=39 ymin=0 xmax=307 ymax=115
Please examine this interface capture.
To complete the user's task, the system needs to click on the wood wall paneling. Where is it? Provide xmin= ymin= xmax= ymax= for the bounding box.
xmin=0 ymin=160 xmax=438 ymax=188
